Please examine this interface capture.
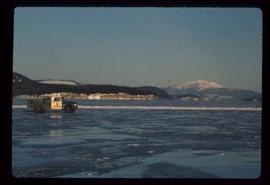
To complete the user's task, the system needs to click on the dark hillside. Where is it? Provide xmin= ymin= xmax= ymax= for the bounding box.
xmin=13 ymin=72 xmax=170 ymax=98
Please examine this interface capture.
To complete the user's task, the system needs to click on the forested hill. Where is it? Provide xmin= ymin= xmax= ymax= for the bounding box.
xmin=12 ymin=72 xmax=170 ymax=99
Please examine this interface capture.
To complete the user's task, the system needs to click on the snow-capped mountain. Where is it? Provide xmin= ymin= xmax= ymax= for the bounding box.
xmin=163 ymin=80 xmax=261 ymax=101
xmin=175 ymin=80 xmax=223 ymax=91
xmin=164 ymin=80 xmax=223 ymax=95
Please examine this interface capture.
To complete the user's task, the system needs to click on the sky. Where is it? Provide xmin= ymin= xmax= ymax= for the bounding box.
xmin=13 ymin=7 xmax=262 ymax=92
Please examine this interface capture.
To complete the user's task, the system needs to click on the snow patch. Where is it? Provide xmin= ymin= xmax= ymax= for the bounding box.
xmin=39 ymin=80 xmax=77 ymax=85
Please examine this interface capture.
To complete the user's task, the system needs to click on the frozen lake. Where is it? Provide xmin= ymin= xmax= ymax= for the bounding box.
xmin=12 ymin=99 xmax=261 ymax=178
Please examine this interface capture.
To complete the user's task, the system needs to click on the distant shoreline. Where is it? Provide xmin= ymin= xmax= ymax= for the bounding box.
xmin=13 ymin=92 xmax=159 ymax=100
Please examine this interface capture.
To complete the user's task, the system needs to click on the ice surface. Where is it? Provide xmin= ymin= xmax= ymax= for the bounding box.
xmin=13 ymin=105 xmax=261 ymax=111
xmin=12 ymin=99 xmax=261 ymax=178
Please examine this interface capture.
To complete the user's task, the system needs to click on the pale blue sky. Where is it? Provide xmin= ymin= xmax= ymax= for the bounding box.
xmin=13 ymin=7 xmax=262 ymax=92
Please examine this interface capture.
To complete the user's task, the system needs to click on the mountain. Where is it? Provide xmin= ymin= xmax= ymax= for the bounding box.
xmin=242 ymin=95 xmax=262 ymax=102
xmin=164 ymin=80 xmax=223 ymax=95
xmin=163 ymin=80 xmax=261 ymax=101
xmin=176 ymin=80 xmax=223 ymax=91
xmin=200 ymin=88 xmax=261 ymax=101
xmin=12 ymin=72 xmax=170 ymax=98
xmin=13 ymin=72 xmax=37 ymax=84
